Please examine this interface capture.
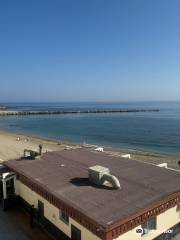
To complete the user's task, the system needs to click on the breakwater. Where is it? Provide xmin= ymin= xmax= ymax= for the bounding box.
xmin=0 ymin=109 xmax=160 ymax=116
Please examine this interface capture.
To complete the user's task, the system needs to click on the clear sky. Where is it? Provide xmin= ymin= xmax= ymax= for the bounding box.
xmin=0 ymin=0 xmax=180 ymax=102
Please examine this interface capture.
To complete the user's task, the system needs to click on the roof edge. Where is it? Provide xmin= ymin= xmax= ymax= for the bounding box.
xmin=4 ymin=162 xmax=180 ymax=240
xmin=105 ymin=191 xmax=180 ymax=240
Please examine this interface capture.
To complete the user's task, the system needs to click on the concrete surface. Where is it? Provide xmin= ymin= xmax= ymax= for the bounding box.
xmin=0 ymin=205 xmax=52 ymax=240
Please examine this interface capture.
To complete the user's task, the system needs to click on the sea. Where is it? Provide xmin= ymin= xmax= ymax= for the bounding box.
xmin=0 ymin=101 xmax=180 ymax=155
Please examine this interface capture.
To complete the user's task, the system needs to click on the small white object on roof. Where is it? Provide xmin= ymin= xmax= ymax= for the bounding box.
xmin=94 ymin=147 xmax=104 ymax=152
xmin=121 ymin=154 xmax=131 ymax=159
xmin=64 ymin=146 xmax=73 ymax=150
xmin=157 ymin=163 xmax=167 ymax=168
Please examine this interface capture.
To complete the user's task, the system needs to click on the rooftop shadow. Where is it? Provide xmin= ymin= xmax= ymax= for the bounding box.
xmin=70 ymin=177 xmax=114 ymax=190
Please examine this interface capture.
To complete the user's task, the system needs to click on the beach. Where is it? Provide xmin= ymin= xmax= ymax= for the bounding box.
xmin=0 ymin=130 xmax=77 ymax=162
xmin=0 ymin=130 xmax=179 ymax=172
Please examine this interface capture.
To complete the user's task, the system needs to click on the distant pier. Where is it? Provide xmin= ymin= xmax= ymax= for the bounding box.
xmin=0 ymin=109 xmax=160 ymax=116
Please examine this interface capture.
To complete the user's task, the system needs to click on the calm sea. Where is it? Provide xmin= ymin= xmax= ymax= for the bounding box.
xmin=0 ymin=102 xmax=180 ymax=155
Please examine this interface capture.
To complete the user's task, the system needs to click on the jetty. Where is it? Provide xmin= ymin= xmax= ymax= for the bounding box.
xmin=0 ymin=109 xmax=160 ymax=116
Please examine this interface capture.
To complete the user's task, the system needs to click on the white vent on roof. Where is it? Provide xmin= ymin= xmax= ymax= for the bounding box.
xmin=88 ymin=165 xmax=120 ymax=189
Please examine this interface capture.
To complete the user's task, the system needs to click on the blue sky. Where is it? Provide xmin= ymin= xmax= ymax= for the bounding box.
xmin=0 ymin=0 xmax=180 ymax=102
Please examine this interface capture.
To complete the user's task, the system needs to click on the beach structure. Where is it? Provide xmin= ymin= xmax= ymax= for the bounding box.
xmin=23 ymin=144 xmax=43 ymax=159
xmin=94 ymin=147 xmax=104 ymax=152
xmin=0 ymin=149 xmax=180 ymax=240
xmin=0 ymin=108 xmax=160 ymax=116
xmin=121 ymin=154 xmax=131 ymax=159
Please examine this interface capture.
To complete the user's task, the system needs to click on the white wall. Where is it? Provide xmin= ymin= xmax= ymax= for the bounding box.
xmin=115 ymin=205 xmax=180 ymax=240
xmin=16 ymin=180 xmax=179 ymax=240
xmin=16 ymin=180 xmax=101 ymax=240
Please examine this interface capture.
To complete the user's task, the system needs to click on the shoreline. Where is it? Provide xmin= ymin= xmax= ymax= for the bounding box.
xmin=0 ymin=129 xmax=178 ymax=157
xmin=0 ymin=130 xmax=75 ymax=162
xmin=0 ymin=130 xmax=179 ymax=171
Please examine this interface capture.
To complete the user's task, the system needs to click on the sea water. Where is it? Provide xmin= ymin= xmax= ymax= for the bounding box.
xmin=0 ymin=101 xmax=180 ymax=155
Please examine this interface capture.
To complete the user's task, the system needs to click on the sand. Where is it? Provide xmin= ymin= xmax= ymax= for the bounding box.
xmin=105 ymin=147 xmax=180 ymax=171
xmin=0 ymin=130 xmax=179 ymax=172
xmin=0 ymin=131 xmax=78 ymax=162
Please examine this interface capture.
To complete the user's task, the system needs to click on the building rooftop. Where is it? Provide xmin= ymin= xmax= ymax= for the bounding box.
xmin=4 ymin=148 xmax=180 ymax=239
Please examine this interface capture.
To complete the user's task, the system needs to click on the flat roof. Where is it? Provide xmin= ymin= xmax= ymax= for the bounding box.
xmin=5 ymin=148 xmax=180 ymax=238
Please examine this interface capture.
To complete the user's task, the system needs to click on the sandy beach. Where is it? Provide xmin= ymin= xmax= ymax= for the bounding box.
xmin=0 ymin=130 xmax=78 ymax=162
xmin=0 ymin=130 xmax=179 ymax=172
xmin=105 ymin=147 xmax=180 ymax=171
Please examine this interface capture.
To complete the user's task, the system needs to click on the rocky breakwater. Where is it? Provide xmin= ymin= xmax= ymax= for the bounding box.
xmin=0 ymin=109 xmax=160 ymax=116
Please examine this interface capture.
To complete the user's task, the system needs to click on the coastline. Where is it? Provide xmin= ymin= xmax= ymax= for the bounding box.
xmin=0 ymin=130 xmax=179 ymax=171
xmin=0 ymin=130 xmax=78 ymax=161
